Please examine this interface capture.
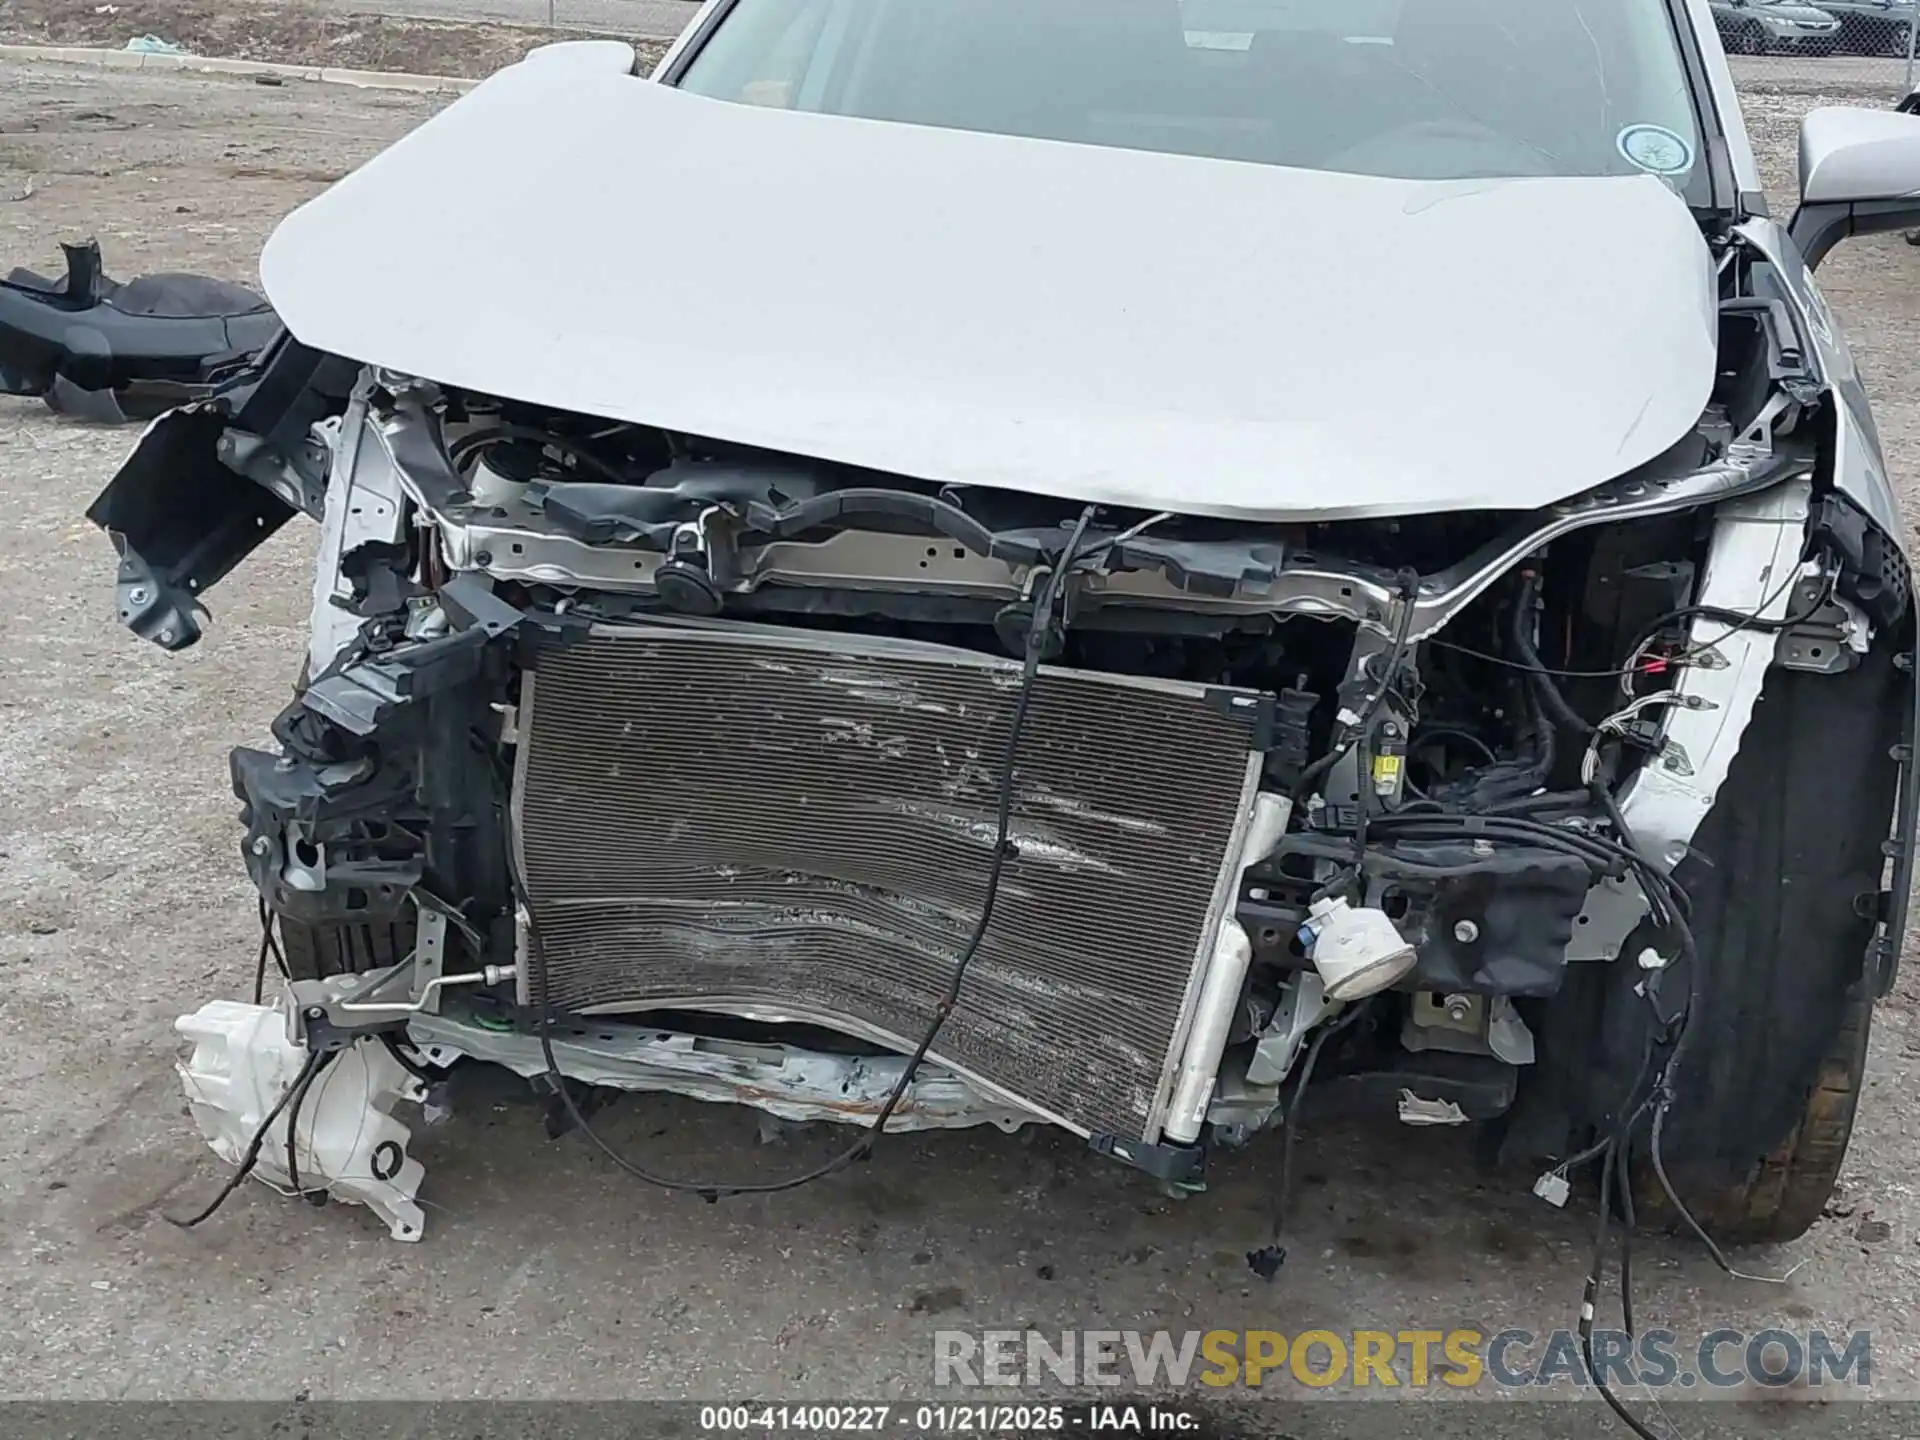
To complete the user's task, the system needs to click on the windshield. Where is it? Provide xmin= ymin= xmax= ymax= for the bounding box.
xmin=677 ymin=0 xmax=1704 ymax=189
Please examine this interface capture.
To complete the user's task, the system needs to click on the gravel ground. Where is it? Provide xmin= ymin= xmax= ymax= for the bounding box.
xmin=0 ymin=0 xmax=670 ymax=77
xmin=3 ymin=57 xmax=1920 ymax=1429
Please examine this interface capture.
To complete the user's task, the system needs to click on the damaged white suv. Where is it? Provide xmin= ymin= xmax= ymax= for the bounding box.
xmin=91 ymin=0 xmax=1920 ymax=1252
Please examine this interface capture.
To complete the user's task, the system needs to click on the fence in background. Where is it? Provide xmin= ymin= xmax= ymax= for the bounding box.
xmin=528 ymin=0 xmax=697 ymax=38
xmin=530 ymin=0 xmax=1920 ymax=100
xmin=1713 ymin=2 xmax=1920 ymax=103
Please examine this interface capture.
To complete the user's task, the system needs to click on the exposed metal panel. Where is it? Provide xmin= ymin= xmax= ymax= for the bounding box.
xmin=513 ymin=621 xmax=1264 ymax=1144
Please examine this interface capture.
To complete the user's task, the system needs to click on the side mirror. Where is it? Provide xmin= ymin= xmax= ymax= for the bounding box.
xmin=1790 ymin=106 xmax=1920 ymax=268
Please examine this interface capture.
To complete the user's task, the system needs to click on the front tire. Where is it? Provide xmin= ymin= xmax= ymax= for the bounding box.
xmin=1647 ymin=991 xmax=1872 ymax=1245
xmin=1513 ymin=642 xmax=1907 ymax=1245
xmin=1623 ymin=647 xmax=1904 ymax=1245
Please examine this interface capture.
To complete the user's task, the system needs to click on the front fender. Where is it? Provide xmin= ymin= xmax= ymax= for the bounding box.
xmin=1735 ymin=217 xmax=1906 ymax=546
xmin=1733 ymin=217 xmax=1919 ymax=992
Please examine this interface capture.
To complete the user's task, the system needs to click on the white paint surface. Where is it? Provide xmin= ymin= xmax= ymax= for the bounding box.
xmin=263 ymin=41 xmax=1720 ymax=522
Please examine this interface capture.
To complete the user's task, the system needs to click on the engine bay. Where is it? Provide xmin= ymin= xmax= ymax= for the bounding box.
xmin=147 ymin=360 xmax=1849 ymax=1174
xmin=84 ymin=230 xmax=1913 ymax=1243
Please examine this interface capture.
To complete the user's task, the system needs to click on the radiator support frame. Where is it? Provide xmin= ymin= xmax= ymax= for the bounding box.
xmin=508 ymin=616 xmax=1270 ymax=1150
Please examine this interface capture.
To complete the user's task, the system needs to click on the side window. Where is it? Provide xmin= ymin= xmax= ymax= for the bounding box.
xmin=679 ymin=0 xmax=835 ymax=110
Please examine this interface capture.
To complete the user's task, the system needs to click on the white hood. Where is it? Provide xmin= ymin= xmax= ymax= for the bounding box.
xmin=261 ymin=41 xmax=1719 ymax=523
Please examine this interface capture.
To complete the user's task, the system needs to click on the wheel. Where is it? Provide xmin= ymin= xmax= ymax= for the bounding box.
xmin=1514 ymin=641 xmax=1907 ymax=1246
xmin=1621 ymin=646 xmax=1905 ymax=1245
xmin=1732 ymin=20 xmax=1769 ymax=54
xmin=1635 ymin=991 xmax=1872 ymax=1245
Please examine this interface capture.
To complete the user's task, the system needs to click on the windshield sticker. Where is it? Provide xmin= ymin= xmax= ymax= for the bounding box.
xmin=1616 ymin=124 xmax=1694 ymax=177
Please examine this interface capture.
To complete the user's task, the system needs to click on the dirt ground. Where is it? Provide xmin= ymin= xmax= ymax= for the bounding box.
xmin=0 ymin=0 xmax=669 ymax=77
xmin=4 ymin=54 xmax=1920 ymax=1429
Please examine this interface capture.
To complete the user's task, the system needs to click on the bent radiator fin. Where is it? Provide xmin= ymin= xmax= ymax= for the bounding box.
xmin=513 ymin=621 xmax=1264 ymax=1144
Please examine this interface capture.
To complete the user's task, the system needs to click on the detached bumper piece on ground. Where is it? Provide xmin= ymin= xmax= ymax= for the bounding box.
xmin=0 ymin=239 xmax=279 ymax=423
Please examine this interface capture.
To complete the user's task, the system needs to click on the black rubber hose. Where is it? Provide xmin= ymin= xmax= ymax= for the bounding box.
xmin=1512 ymin=569 xmax=1596 ymax=738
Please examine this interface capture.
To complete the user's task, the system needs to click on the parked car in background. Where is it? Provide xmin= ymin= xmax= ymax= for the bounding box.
xmin=1712 ymin=0 xmax=1843 ymax=51
xmin=1817 ymin=0 xmax=1916 ymax=55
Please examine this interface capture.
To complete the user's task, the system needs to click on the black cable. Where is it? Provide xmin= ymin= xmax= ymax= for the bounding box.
xmin=1512 ymin=568 xmax=1596 ymax=738
xmin=1307 ymin=865 xmax=1358 ymax=906
xmin=1616 ymin=563 xmax=1830 ymax=704
xmin=1567 ymin=1024 xmax=1669 ymax=1440
xmin=283 ymin=1049 xmax=337 ymax=1203
xmin=449 ymin=423 xmax=631 ymax=483
xmin=525 ymin=507 xmax=1103 ymax=1198
xmin=1517 ymin=685 xmax=1557 ymax=792
xmin=1352 ymin=722 xmax=1376 ymax=869
xmin=1408 ymin=726 xmax=1498 ymax=768
xmin=1292 ymin=571 xmax=1423 ymax=906
xmin=1589 ymin=782 xmax=1691 ymax=933
xmin=1385 ymin=808 xmax=1680 ymax=907
xmin=1426 ymin=558 xmax=1825 ymax=682
xmin=167 ymin=1048 xmax=325 ymax=1229
xmin=1622 ymin=578 xmax=1826 ymax=663
xmin=252 ymin=899 xmax=290 ymax=1006
xmin=1648 ymin=1106 xmax=1743 ymax=1278
xmin=1591 ymin=779 xmax=1751 ymax=1288
xmin=1481 ymin=788 xmax=1593 ymax=817
xmin=1615 ymin=1130 xmax=1638 ymax=1341
xmin=1570 ymin=1026 xmax=1664 ymax=1440
xmin=1426 ymin=638 xmax=1644 ymax=680
xmin=252 ymin=926 xmax=271 ymax=1007
xmin=1248 ymin=1001 xmax=1368 ymax=1280
xmin=1352 ymin=813 xmax=1645 ymax=885
xmin=1367 ymin=811 xmax=1625 ymax=858
xmin=1290 ymin=570 xmax=1422 ymax=809
xmin=1363 ymin=813 xmax=1636 ymax=876
xmin=1577 ymin=1140 xmax=1662 ymax=1440
xmin=379 ymin=1031 xmax=444 ymax=1084
xmin=1346 ymin=591 xmax=1419 ymax=886
xmin=266 ymin=915 xmax=289 ymax=982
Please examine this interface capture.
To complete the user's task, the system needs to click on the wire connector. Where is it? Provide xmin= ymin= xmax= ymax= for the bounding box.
xmin=1533 ymin=1169 xmax=1571 ymax=1208
xmin=1246 ymin=1243 xmax=1286 ymax=1281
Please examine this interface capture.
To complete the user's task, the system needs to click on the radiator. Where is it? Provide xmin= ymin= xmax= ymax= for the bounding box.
xmin=512 ymin=620 xmax=1266 ymax=1145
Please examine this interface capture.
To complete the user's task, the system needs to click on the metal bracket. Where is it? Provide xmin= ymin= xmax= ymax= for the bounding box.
xmin=1565 ymin=478 xmax=1813 ymax=963
xmin=1397 ymin=992 xmax=1538 ymax=1066
xmin=1247 ymin=974 xmax=1332 ymax=1085
xmin=291 ymin=961 xmax=515 ymax=1049
xmin=1778 ymin=575 xmax=1870 ymax=675
xmin=1656 ymin=738 xmax=1696 ymax=777
xmin=409 ymin=906 xmax=448 ymax=1012
xmin=409 ymin=1007 xmax=1039 ymax=1133
xmin=1088 ymin=1131 xmax=1207 ymax=1187
xmin=291 ymin=966 xmax=413 ymax=1052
